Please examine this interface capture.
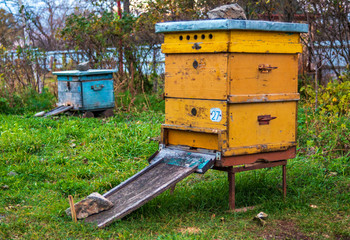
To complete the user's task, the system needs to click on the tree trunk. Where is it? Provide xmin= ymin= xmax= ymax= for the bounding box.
xmin=123 ymin=0 xmax=130 ymax=14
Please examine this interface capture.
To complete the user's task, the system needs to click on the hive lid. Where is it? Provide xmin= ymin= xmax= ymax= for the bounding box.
xmin=155 ymin=19 xmax=308 ymax=33
xmin=52 ymin=69 xmax=116 ymax=76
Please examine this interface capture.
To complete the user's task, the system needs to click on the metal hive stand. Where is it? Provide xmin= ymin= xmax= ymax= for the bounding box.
xmin=215 ymin=160 xmax=287 ymax=210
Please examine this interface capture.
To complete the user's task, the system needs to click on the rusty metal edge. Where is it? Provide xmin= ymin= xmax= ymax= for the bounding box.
xmin=216 ymin=147 xmax=296 ymax=167
xmin=230 ymin=160 xmax=287 ymax=173
xmin=222 ymin=142 xmax=296 ymax=156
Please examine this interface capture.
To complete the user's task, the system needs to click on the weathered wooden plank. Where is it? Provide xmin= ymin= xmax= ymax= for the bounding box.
xmin=81 ymin=80 xmax=114 ymax=110
xmin=228 ymin=53 xmax=298 ymax=96
xmin=165 ymin=98 xmax=227 ymax=130
xmin=167 ymin=129 xmax=219 ymax=151
xmin=84 ymin=162 xmax=196 ymax=228
xmin=43 ymin=105 xmax=73 ymax=117
xmin=161 ymin=30 xmax=303 ymax=54
xmin=53 ymin=69 xmax=116 ymax=77
xmin=164 ymin=53 xmax=228 ymax=100
xmin=155 ymin=19 xmax=308 ymax=33
xmin=227 ymin=101 xmax=297 ymax=155
xmin=57 ymin=81 xmax=82 ymax=110
xmin=162 ymin=32 xmax=230 ymax=54
xmin=84 ymin=148 xmax=215 ymax=228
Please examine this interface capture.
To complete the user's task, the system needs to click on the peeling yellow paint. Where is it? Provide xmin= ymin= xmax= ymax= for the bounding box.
xmin=161 ymin=28 xmax=301 ymax=156
xmin=162 ymin=30 xmax=302 ymax=54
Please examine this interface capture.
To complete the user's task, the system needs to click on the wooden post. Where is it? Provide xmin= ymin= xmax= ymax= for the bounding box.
xmin=117 ymin=0 xmax=123 ymax=76
xmin=130 ymin=61 xmax=134 ymax=96
xmin=169 ymin=184 xmax=176 ymax=195
xmin=282 ymin=164 xmax=287 ymax=200
xmin=228 ymin=168 xmax=235 ymax=210
xmin=68 ymin=195 xmax=77 ymax=223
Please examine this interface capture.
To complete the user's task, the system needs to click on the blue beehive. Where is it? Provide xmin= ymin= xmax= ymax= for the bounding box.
xmin=53 ymin=70 xmax=116 ymax=111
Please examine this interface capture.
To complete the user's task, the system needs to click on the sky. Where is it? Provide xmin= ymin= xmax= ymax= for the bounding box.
xmin=0 ymin=0 xmax=77 ymax=14
xmin=1 ymin=0 xmax=144 ymax=20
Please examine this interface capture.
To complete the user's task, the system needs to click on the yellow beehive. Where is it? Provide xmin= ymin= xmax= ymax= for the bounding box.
xmin=156 ymin=20 xmax=308 ymax=167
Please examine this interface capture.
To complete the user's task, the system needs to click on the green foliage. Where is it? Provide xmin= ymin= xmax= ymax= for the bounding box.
xmin=0 ymin=87 xmax=55 ymax=114
xmin=61 ymin=8 xmax=162 ymax=94
xmin=0 ymin=109 xmax=349 ymax=239
xmin=116 ymin=90 xmax=164 ymax=113
xmin=0 ymin=97 xmax=9 ymax=111
xmin=61 ymin=11 xmax=133 ymax=64
xmin=298 ymin=105 xmax=350 ymax=162
xmin=318 ymin=80 xmax=350 ymax=116
xmin=0 ymin=45 xmax=49 ymax=104
xmin=61 ymin=10 xmax=138 ymax=58
xmin=298 ymin=73 xmax=350 ymax=174
xmin=301 ymin=79 xmax=350 ymax=116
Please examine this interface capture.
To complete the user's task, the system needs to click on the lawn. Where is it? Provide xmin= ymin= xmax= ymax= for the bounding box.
xmin=0 ymin=109 xmax=349 ymax=239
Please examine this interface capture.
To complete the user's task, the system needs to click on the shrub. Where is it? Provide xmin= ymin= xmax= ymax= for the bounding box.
xmin=0 ymin=87 xmax=55 ymax=114
xmin=300 ymin=73 xmax=350 ymax=116
xmin=298 ymin=72 xmax=350 ymax=163
xmin=115 ymin=90 xmax=164 ymax=113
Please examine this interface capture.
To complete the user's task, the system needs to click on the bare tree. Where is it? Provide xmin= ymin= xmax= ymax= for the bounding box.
xmin=123 ymin=0 xmax=130 ymax=13
xmin=0 ymin=9 xmax=21 ymax=48
xmin=301 ymin=0 xmax=350 ymax=83
xmin=18 ymin=0 xmax=74 ymax=50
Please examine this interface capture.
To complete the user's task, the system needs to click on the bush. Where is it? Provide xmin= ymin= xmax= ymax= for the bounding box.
xmin=300 ymin=74 xmax=350 ymax=116
xmin=298 ymin=72 xmax=350 ymax=163
xmin=0 ymin=87 xmax=55 ymax=114
xmin=116 ymin=90 xmax=164 ymax=113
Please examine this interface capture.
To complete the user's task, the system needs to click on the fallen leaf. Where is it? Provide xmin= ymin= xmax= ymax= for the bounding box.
xmin=328 ymin=172 xmax=337 ymax=177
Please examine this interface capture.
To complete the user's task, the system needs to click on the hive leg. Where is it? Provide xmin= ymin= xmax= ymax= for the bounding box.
xmin=228 ymin=168 xmax=235 ymax=210
xmin=282 ymin=164 xmax=287 ymax=200
xmin=169 ymin=184 xmax=176 ymax=195
xmin=83 ymin=111 xmax=94 ymax=118
xmin=101 ymin=109 xmax=114 ymax=118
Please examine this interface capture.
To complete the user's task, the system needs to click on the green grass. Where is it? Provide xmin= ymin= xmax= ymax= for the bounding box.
xmin=0 ymin=110 xmax=349 ymax=239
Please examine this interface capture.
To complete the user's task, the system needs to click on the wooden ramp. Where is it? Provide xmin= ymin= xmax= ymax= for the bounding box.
xmin=43 ymin=105 xmax=73 ymax=117
xmin=84 ymin=148 xmax=215 ymax=228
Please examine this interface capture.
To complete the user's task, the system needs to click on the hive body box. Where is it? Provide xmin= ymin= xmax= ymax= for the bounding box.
xmin=156 ymin=20 xmax=308 ymax=167
xmin=53 ymin=70 xmax=116 ymax=111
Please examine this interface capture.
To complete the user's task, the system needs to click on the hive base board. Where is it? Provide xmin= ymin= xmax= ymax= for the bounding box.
xmin=216 ymin=147 xmax=295 ymax=167
xmin=213 ymin=160 xmax=287 ymax=210
xmin=82 ymin=109 xmax=115 ymax=118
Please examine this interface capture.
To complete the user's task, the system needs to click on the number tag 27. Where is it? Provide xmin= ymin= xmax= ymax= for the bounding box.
xmin=210 ymin=108 xmax=222 ymax=122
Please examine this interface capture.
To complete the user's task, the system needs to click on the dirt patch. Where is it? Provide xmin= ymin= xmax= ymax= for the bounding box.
xmin=178 ymin=227 xmax=201 ymax=235
xmin=334 ymin=234 xmax=350 ymax=240
xmin=259 ymin=220 xmax=311 ymax=240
